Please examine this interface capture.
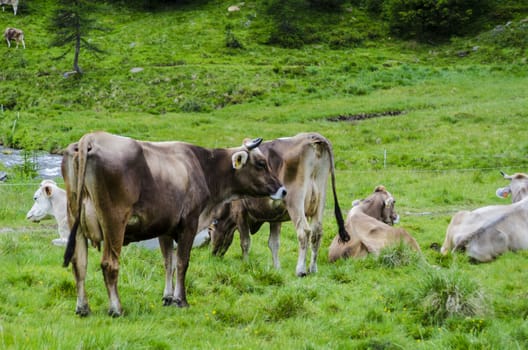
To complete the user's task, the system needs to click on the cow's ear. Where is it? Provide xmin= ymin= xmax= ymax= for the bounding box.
xmin=496 ymin=186 xmax=511 ymax=199
xmin=44 ymin=185 xmax=53 ymax=197
xmin=232 ymin=151 xmax=249 ymax=170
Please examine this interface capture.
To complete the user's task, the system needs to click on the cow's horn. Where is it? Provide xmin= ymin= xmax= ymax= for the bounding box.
xmin=244 ymin=138 xmax=262 ymax=150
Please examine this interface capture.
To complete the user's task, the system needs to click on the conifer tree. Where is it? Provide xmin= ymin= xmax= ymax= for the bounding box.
xmin=49 ymin=0 xmax=107 ymax=75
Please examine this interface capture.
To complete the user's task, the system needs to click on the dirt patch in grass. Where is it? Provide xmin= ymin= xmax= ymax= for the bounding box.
xmin=327 ymin=110 xmax=405 ymax=122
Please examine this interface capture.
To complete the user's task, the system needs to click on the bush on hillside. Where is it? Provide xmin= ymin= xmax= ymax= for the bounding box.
xmin=383 ymin=0 xmax=494 ymax=41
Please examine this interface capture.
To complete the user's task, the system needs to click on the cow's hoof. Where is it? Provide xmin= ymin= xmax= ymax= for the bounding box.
xmin=162 ymin=296 xmax=173 ymax=306
xmin=429 ymin=242 xmax=441 ymax=252
xmin=108 ymin=308 xmax=122 ymax=317
xmin=75 ymin=305 xmax=91 ymax=317
xmin=174 ymin=299 xmax=189 ymax=308
xmin=296 ymin=272 xmax=307 ymax=278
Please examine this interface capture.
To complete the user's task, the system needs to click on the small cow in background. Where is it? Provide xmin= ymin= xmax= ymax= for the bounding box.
xmin=1 ymin=0 xmax=18 ymax=15
xmin=328 ymin=185 xmax=421 ymax=262
xmin=26 ymin=180 xmax=70 ymax=246
xmin=441 ymin=171 xmax=528 ymax=262
xmin=4 ymin=27 xmax=25 ymax=49
xmin=26 ymin=179 xmax=211 ymax=248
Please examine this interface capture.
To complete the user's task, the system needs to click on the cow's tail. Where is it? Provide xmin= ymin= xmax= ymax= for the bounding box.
xmin=315 ymin=134 xmax=350 ymax=243
xmin=63 ymin=137 xmax=90 ymax=267
xmin=452 ymin=214 xmax=507 ymax=253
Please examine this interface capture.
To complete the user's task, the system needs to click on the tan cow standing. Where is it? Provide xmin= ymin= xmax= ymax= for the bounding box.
xmin=210 ymin=132 xmax=350 ymax=276
xmin=328 ymin=186 xmax=420 ymax=262
xmin=62 ymin=132 xmax=286 ymax=317
xmin=4 ymin=27 xmax=25 ymax=48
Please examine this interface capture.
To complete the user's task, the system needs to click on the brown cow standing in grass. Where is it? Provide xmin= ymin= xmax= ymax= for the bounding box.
xmin=328 ymin=185 xmax=420 ymax=262
xmin=62 ymin=131 xmax=286 ymax=317
xmin=210 ymin=132 xmax=350 ymax=276
xmin=4 ymin=27 xmax=25 ymax=48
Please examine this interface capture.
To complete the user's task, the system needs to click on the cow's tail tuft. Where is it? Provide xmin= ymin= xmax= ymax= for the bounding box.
xmin=63 ymin=220 xmax=79 ymax=267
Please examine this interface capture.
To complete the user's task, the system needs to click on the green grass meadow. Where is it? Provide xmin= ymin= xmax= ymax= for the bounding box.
xmin=1 ymin=0 xmax=528 ymax=349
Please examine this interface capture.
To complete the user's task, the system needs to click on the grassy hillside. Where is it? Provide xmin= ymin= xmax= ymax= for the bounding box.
xmin=0 ymin=1 xmax=528 ymax=349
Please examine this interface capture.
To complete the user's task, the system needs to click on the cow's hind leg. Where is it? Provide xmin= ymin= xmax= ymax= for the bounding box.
xmin=293 ymin=216 xmax=311 ymax=277
xmin=308 ymin=221 xmax=323 ymax=274
xmin=101 ymin=228 xmax=125 ymax=317
xmin=72 ymin=235 xmax=90 ymax=316
xmin=159 ymin=235 xmax=176 ymax=306
xmin=268 ymin=222 xmax=281 ymax=269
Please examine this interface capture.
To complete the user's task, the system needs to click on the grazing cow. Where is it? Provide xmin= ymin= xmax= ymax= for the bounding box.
xmin=25 ymin=179 xmax=210 ymax=249
xmin=26 ymin=180 xmax=70 ymax=246
xmin=210 ymin=132 xmax=350 ymax=276
xmin=1 ymin=0 xmax=18 ymax=15
xmin=4 ymin=27 xmax=25 ymax=49
xmin=441 ymin=171 xmax=528 ymax=262
xmin=62 ymin=131 xmax=286 ymax=317
xmin=328 ymin=186 xmax=421 ymax=262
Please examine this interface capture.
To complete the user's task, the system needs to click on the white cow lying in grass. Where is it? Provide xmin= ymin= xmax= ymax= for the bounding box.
xmin=26 ymin=179 xmax=211 ymax=248
xmin=26 ymin=180 xmax=69 ymax=246
xmin=441 ymin=172 xmax=528 ymax=262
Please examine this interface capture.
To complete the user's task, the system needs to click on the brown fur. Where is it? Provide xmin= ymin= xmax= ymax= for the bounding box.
xmin=61 ymin=131 xmax=285 ymax=316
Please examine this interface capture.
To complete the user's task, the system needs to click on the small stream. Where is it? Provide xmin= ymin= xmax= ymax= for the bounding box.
xmin=0 ymin=146 xmax=63 ymax=179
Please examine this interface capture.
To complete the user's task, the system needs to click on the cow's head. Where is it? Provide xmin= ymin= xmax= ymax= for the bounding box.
xmin=209 ymin=202 xmax=239 ymax=256
xmin=355 ymin=185 xmax=400 ymax=225
xmin=230 ymin=138 xmax=286 ymax=200
xmin=496 ymin=171 xmax=528 ymax=203
xmin=26 ymin=180 xmax=56 ymax=222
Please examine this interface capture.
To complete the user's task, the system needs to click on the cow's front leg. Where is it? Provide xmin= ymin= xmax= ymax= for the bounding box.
xmin=268 ymin=222 xmax=282 ymax=269
xmin=238 ymin=220 xmax=252 ymax=263
xmin=72 ymin=234 xmax=90 ymax=316
xmin=159 ymin=235 xmax=176 ymax=306
xmin=173 ymin=224 xmax=195 ymax=308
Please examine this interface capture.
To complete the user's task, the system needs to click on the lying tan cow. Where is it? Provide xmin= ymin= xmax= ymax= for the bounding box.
xmin=210 ymin=132 xmax=350 ymax=276
xmin=441 ymin=172 xmax=528 ymax=262
xmin=62 ymin=132 xmax=286 ymax=317
xmin=328 ymin=186 xmax=420 ymax=262
xmin=4 ymin=27 xmax=25 ymax=49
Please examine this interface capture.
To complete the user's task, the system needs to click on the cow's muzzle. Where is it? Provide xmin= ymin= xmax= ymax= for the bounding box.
xmin=271 ymin=186 xmax=287 ymax=200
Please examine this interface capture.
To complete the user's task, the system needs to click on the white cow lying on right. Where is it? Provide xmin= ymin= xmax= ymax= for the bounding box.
xmin=441 ymin=172 xmax=528 ymax=262
xmin=26 ymin=179 xmax=211 ymax=248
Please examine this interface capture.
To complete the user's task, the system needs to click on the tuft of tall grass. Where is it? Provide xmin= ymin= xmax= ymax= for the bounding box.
xmin=412 ymin=266 xmax=488 ymax=326
xmin=376 ymin=241 xmax=421 ymax=268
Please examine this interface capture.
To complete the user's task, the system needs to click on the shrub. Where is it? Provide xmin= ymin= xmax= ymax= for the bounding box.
xmin=384 ymin=0 xmax=495 ymax=41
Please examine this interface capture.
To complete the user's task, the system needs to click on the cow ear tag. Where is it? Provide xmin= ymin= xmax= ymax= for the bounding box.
xmin=232 ymin=151 xmax=249 ymax=169
xmin=495 ymin=187 xmax=510 ymax=199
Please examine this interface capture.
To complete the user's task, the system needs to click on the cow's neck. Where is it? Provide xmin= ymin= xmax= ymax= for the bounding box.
xmin=192 ymin=146 xmax=241 ymax=229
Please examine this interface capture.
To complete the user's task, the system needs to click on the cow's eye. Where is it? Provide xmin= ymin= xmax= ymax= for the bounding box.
xmin=256 ymin=160 xmax=266 ymax=170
